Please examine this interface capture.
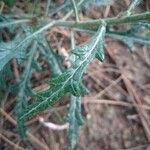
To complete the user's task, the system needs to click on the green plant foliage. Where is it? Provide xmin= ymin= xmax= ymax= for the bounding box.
xmin=75 ymin=22 xmax=150 ymax=51
xmin=0 ymin=22 xmax=34 ymax=71
xmin=0 ymin=64 xmax=12 ymax=91
xmin=20 ymin=21 xmax=106 ymax=120
xmin=67 ymin=96 xmax=83 ymax=150
xmin=36 ymin=35 xmax=63 ymax=76
xmin=0 ymin=0 xmax=150 ymax=149
xmin=48 ymin=0 xmax=112 ymax=16
xmin=120 ymin=0 xmax=142 ymax=16
xmin=2 ymin=0 xmax=15 ymax=7
xmin=107 ymin=31 xmax=150 ymax=51
xmin=107 ymin=22 xmax=150 ymax=51
xmin=0 ymin=39 xmax=27 ymax=71
xmin=0 ymin=64 xmax=12 ymax=101
xmin=0 ymin=19 xmax=28 ymax=29
xmin=48 ymin=0 xmax=83 ymax=16
xmin=15 ymin=41 xmax=37 ymax=139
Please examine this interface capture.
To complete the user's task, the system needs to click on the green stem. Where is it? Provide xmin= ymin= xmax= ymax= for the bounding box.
xmin=62 ymin=0 xmax=84 ymax=21
xmin=106 ymin=11 xmax=149 ymax=25
xmin=4 ymin=12 xmax=149 ymax=48
xmin=54 ymin=12 xmax=150 ymax=30
xmin=71 ymin=0 xmax=79 ymax=22
xmin=124 ymin=0 xmax=142 ymax=16
xmin=18 ymin=12 xmax=149 ymax=48
xmin=45 ymin=0 xmax=51 ymax=16
xmin=0 ymin=19 xmax=30 ymax=28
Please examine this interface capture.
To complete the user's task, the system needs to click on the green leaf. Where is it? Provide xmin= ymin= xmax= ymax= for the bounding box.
xmin=107 ymin=29 xmax=150 ymax=51
xmin=0 ymin=39 xmax=28 ymax=71
xmin=37 ymin=35 xmax=63 ymax=76
xmin=67 ymin=96 xmax=83 ymax=150
xmin=15 ymin=41 xmax=37 ymax=139
xmin=20 ymin=21 xmax=106 ymax=120
xmin=16 ymin=87 xmax=27 ymax=139
xmin=0 ymin=64 xmax=12 ymax=102
xmin=0 ymin=25 xmax=34 ymax=71
xmin=0 ymin=64 xmax=12 ymax=92
xmin=74 ymin=22 xmax=150 ymax=51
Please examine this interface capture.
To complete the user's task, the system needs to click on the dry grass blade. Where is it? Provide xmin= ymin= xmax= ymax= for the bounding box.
xmin=0 ymin=108 xmax=49 ymax=150
xmin=122 ymin=75 xmax=150 ymax=142
xmin=0 ymin=133 xmax=24 ymax=150
xmin=0 ymin=1 xmax=4 ymax=14
xmin=94 ymin=75 xmax=122 ymax=98
xmin=83 ymin=98 xmax=150 ymax=111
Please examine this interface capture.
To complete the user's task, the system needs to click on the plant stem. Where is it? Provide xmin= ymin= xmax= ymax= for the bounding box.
xmin=54 ymin=12 xmax=150 ymax=30
xmin=45 ymin=0 xmax=51 ymax=16
xmin=0 ymin=19 xmax=30 ymax=28
xmin=106 ymin=11 xmax=150 ymax=25
xmin=124 ymin=0 xmax=142 ymax=16
xmin=4 ymin=12 xmax=149 ymax=46
xmin=20 ymin=11 xmax=149 ymax=44
xmin=71 ymin=0 xmax=80 ymax=22
xmin=62 ymin=0 xmax=84 ymax=21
